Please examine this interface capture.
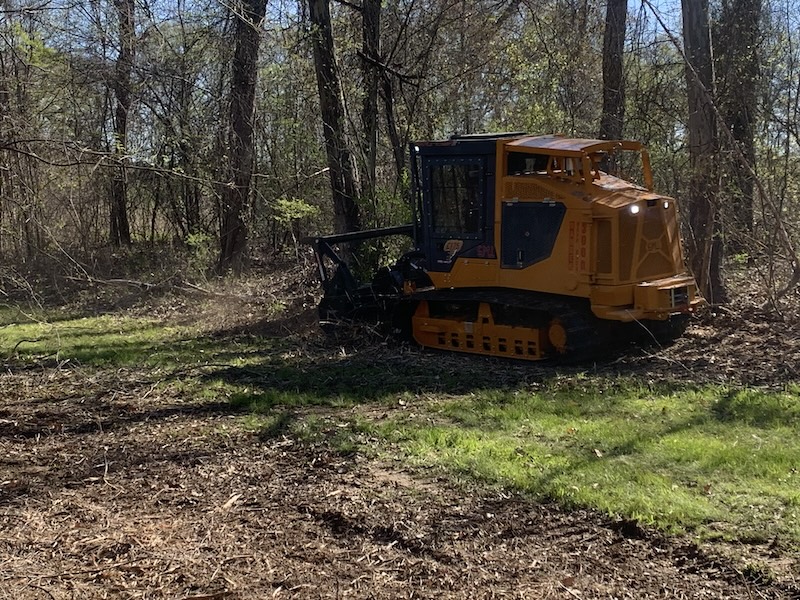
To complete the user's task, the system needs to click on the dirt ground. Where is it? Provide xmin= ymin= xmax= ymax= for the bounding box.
xmin=2 ymin=265 xmax=800 ymax=599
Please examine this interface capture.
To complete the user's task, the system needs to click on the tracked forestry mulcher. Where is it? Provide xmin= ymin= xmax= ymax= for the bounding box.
xmin=309 ymin=133 xmax=704 ymax=361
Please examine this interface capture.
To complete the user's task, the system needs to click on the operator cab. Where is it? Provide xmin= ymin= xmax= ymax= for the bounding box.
xmin=410 ymin=135 xmax=506 ymax=272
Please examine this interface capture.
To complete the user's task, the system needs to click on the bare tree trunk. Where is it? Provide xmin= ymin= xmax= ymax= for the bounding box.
xmin=218 ymin=0 xmax=268 ymax=273
xmin=360 ymin=0 xmax=381 ymax=213
xmin=308 ymin=0 xmax=361 ymax=235
xmin=715 ymin=0 xmax=762 ymax=254
xmin=381 ymin=73 xmax=406 ymax=187
xmin=598 ymin=0 xmax=626 ymax=141
xmin=682 ymin=0 xmax=725 ymax=303
xmin=110 ymin=0 xmax=134 ymax=247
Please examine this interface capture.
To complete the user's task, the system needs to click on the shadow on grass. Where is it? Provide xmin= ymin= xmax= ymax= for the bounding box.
xmin=712 ymin=387 xmax=800 ymax=427
xmin=199 ymin=350 xmax=572 ymax=412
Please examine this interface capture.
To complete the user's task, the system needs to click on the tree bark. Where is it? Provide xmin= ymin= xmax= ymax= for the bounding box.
xmin=682 ymin=0 xmax=725 ymax=303
xmin=308 ymin=0 xmax=361 ymax=235
xmin=218 ymin=0 xmax=268 ymax=273
xmin=381 ymin=73 xmax=406 ymax=187
xmin=598 ymin=0 xmax=626 ymax=141
xmin=715 ymin=0 xmax=762 ymax=254
xmin=360 ymin=0 xmax=381 ymax=213
xmin=110 ymin=0 xmax=134 ymax=247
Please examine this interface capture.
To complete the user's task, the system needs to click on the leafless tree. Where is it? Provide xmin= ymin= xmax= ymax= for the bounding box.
xmin=715 ymin=0 xmax=763 ymax=254
xmin=598 ymin=0 xmax=626 ymax=141
xmin=308 ymin=0 xmax=361 ymax=235
xmin=682 ymin=0 xmax=725 ymax=302
xmin=219 ymin=0 xmax=268 ymax=272
xmin=110 ymin=0 xmax=135 ymax=247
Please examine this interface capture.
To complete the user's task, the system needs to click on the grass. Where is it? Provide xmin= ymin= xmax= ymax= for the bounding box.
xmin=2 ymin=306 xmax=799 ymax=547
xmin=387 ymin=383 xmax=800 ymax=542
xmin=0 ymin=307 xmax=282 ymax=369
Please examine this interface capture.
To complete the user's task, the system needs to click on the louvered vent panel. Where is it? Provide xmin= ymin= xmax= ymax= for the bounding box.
xmin=503 ymin=181 xmax=550 ymax=200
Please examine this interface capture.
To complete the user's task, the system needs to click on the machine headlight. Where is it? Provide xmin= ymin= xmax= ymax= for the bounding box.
xmin=629 ymin=204 xmax=641 ymax=215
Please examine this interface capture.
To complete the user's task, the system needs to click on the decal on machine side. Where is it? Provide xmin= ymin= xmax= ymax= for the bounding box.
xmin=568 ymin=221 xmax=590 ymax=273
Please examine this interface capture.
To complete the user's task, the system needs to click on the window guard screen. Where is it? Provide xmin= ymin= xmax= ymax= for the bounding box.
xmin=427 ymin=159 xmax=484 ymax=237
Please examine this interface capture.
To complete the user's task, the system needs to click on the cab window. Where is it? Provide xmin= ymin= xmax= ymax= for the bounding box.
xmin=507 ymin=152 xmax=549 ymax=175
xmin=429 ymin=162 xmax=483 ymax=236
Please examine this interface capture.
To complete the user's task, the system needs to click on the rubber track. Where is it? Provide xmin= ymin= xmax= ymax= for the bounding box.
xmin=409 ymin=288 xmax=615 ymax=361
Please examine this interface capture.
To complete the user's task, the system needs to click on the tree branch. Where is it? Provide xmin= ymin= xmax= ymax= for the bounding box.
xmin=643 ymin=0 xmax=800 ymax=307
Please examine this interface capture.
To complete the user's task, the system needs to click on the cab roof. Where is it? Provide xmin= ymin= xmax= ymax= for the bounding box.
xmin=413 ymin=134 xmax=644 ymax=158
xmin=506 ymin=135 xmax=644 ymax=157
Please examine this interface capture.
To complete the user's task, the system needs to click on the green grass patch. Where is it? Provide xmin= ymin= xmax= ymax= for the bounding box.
xmin=0 ymin=309 xmax=282 ymax=369
xmin=387 ymin=381 xmax=800 ymax=542
xmin=3 ymin=308 xmax=799 ymax=546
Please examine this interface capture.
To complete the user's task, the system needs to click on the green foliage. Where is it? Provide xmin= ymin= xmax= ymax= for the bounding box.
xmin=185 ymin=232 xmax=217 ymax=278
xmin=731 ymin=252 xmax=750 ymax=265
xmin=349 ymin=232 xmax=415 ymax=284
xmin=272 ymin=197 xmax=320 ymax=225
xmin=10 ymin=21 xmax=58 ymax=67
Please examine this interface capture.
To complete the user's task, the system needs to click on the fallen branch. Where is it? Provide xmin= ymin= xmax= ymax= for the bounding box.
xmin=1 ymin=558 xmax=142 ymax=582
xmin=63 ymin=275 xmax=278 ymax=304
xmin=11 ymin=338 xmax=41 ymax=356
xmin=176 ymin=281 xmax=278 ymax=304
